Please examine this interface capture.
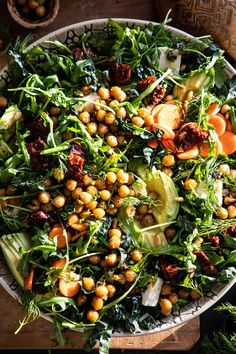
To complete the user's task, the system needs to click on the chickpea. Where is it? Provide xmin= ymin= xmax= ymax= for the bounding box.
xmin=100 ymin=258 xmax=106 ymax=268
xmin=87 ymin=122 xmax=98 ymax=135
xmin=41 ymin=203 xmax=54 ymax=213
xmin=105 ymin=112 xmax=116 ymax=125
xmin=125 ymin=205 xmax=136 ymax=217
xmin=83 ymin=277 xmax=95 ymax=292
xmin=27 ymin=198 xmax=40 ymax=212
xmin=49 ymin=106 xmax=61 ymax=116
xmin=106 ymin=171 xmax=117 ymax=184
xmin=75 ymin=204 xmax=84 ymax=214
xmin=165 ymin=226 xmax=177 ymax=240
xmin=38 ymin=191 xmax=50 ymax=204
xmin=52 ymin=195 xmax=66 ymax=208
xmin=66 ymin=179 xmax=77 ymax=191
xmin=87 ymin=309 xmax=99 ymax=322
xmin=190 ymin=289 xmax=201 ymax=299
xmin=98 ymin=87 xmax=110 ymax=100
xmin=221 ymin=104 xmax=230 ymax=114
xmin=108 ymin=236 xmax=121 ymax=249
xmin=80 ymin=210 xmax=91 ymax=219
xmin=227 ymin=205 xmax=236 ymax=218
xmin=95 ymin=178 xmax=106 ymax=190
xmin=161 ymin=283 xmax=172 ymax=296
xmin=142 ymin=214 xmax=155 ymax=227
xmin=86 ymin=185 xmax=98 ymax=197
xmin=144 ymin=114 xmax=154 ymax=126
xmin=224 ymin=196 xmax=236 ymax=205
xmin=93 ymin=208 xmax=105 ymax=220
xmin=76 ymin=294 xmax=87 ymax=307
xmin=71 ymin=187 xmax=82 ymax=201
xmin=106 ymin=284 xmax=116 ymax=298
xmin=124 ymin=270 xmax=137 ymax=283
xmin=138 ymin=107 xmax=150 ymax=118
xmin=95 ymin=285 xmax=109 ymax=299
xmin=109 ymin=99 xmax=119 ymax=107
xmin=230 ymin=169 xmax=236 ymax=178
xmin=162 ymin=155 xmax=175 ymax=167
xmin=178 ymin=288 xmax=189 ymax=299
xmin=131 ymin=249 xmax=142 ymax=262
xmin=98 ymin=123 xmax=109 ymax=137
xmin=92 ymin=296 xmax=104 ymax=311
xmin=0 ymin=96 xmax=8 ymax=108
xmin=43 ymin=178 xmax=52 ymax=187
xmin=112 ymin=195 xmax=124 ymax=208
xmin=219 ymin=164 xmax=230 ymax=176
xmin=106 ymin=135 xmax=118 ymax=147
xmin=169 ymin=293 xmax=178 ymax=304
xmin=89 ymin=255 xmax=101 ymax=265
xmin=62 ymin=131 xmax=74 ymax=141
xmin=6 ymin=185 xmax=16 ymax=196
xmin=113 ymin=274 xmax=126 ymax=284
xmin=0 ymin=188 xmax=6 ymax=196
xmin=215 ymin=207 xmax=228 ymax=220
xmin=137 ymin=204 xmax=149 ymax=215
xmin=132 ymin=116 xmax=144 ymax=127
xmin=96 ymin=109 xmax=106 ymax=122
xmin=193 ymin=236 xmax=203 ymax=245
xmin=106 ymin=207 xmax=118 ymax=216
xmin=100 ymin=189 xmax=111 ymax=201
xmin=53 ymin=168 xmax=65 ymax=181
xmin=117 ymin=135 xmax=125 ymax=145
xmin=108 ymin=228 xmax=122 ymax=239
xmin=116 ymin=107 xmax=127 ymax=119
xmin=35 ymin=4 xmax=46 ymax=16
xmin=160 ymin=298 xmax=172 ymax=316
xmin=79 ymin=192 xmax=93 ymax=205
xmin=184 ymin=179 xmax=198 ymax=191
xmin=86 ymin=200 xmax=98 ymax=210
xmin=83 ymin=174 xmax=93 ymax=186
xmin=110 ymin=86 xmax=127 ymax=102
xmin=67 ymin=213 xmax=79 ymax=226
xmin=105 ymin=253 xmax=118 ymax=267
xmin=118 ymin=185 xmax=130 ymax=197
xmin=79 ymin=111 xmax=90 ymax=124
xmin=116 ymin=169 xmax=129 ymax=184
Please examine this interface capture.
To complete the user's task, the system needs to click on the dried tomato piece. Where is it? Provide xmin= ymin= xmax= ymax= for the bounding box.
xmin=27 ymin=117 xmax=49 ymax=139
xmin=226 ymin=224 xmax=236 ymax=237
xmin=68 ymin=144 xmax=84 ymax=179
xmin=174 ymin=123 xmax=209 ymax=152
xmin=137 ymin=76 xmax=156 ymax=91
xmin=151 ymin=85 xmax=166 ymax=104
xmin=204 ymin=236 xmax=220 ymax=247
xmin=26 ymin=138 xmax=49 ymax=170
xmin=159 ymin=257 xmax=180 ymax=280
xmin=109 ymin=62 xmax=131 ymax=84
xmin=193 ymin=250 xmax=218 ymax=277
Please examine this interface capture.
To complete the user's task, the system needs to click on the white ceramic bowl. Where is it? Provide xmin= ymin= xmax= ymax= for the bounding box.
xmin=0 ymin=18 xmax=236 ymax=336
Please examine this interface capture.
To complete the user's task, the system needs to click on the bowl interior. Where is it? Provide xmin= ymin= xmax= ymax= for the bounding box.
xmin=0 ymin=18 xmax=236 ymax=336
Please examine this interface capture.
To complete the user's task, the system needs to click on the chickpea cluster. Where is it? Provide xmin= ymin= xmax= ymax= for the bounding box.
xmin=16 ymin=0 xmax=48 ymax=19
xmin=160 ymin=283 xmax=201 ymax=316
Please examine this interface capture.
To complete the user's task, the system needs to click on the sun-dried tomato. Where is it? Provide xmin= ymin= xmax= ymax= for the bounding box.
xmin=193 ymin=250 xmax=218 ymax=277
xmin=226 ymin=224 xmax=236 ymax=237
xmin=204 ymin=236 xmax=220 ymax=247
xmin=68 ymin=144 xmax=84 ymax=179
xmin=27 ymin=117 xmax=49 ymax=139
xmin=26 ymin=138 xmax=49 ymax=170
xmin=174 ymin=123 xmax=209 ymax=152
xmin=137 ymin=76 xmax=156 ymax=91
xmin=159 ymin=257 xmax=180 ymax=280
xmin=151 ymin=85 xmax=166 ymax=104
xmin=109 ymin=62 xmax=131 ymax=84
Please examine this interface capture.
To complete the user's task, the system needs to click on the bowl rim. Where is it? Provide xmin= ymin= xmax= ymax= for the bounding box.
xmin=0 ymin=17 xmax=236 ymax=337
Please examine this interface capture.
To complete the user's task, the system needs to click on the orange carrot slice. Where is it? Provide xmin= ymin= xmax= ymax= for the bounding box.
xmin=49 ymin=226 xmax=71 ymax=249
xmin=226 ymin=120 xmax=233 ymax=132
xmin=152 ymin=104 xmax=183 ymax=130
xmin=206 ymin=102 xmax=220 ymax=116
xmin=199 ymin=140 xmax=223 ymax=157
xmin=150 ymin=122 xmax=175 ymax=139
xmin=208 ymin=115 xmax=226 ymax=136
xmin=24 ymin=267 xmax=35 ymax=291
xmin=59 ymin=271 xmax=80 ymax=297
xmin=219 ymin=131 xmax=236 ymax=155
xmin=52 ymin=258 xmax=67 ymax=268
xmin=176 ymin=146 xmax=199 ymax=160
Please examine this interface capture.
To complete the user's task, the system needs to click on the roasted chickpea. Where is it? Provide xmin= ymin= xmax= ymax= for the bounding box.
xmin=137 ymin=204 xmax=149 ymax=215
xmin=105 ymin=253 xmax=118 ymax=267
xmin=38 ymin=191 xmax=51 ymax=204
xmin=161 ymin=283 xmax=172 ymax=296
xmin=100 ymin=189 xmax=111 ymax=201
xmin=95 ymin=178 xmax=107 ymax=190
xmin=165 ymin=226 xmax=177 ymax=240
xmin=131 ymin=249 xmax=142 ymax=262
xmin=116 ymin=107 xmax=126 ymax=119
xmin=52 ymin=195 xmax=66 ymax=208
xmin=49 ymin=106 xmax=61 ymax=116
xmin=219 ymin=164 xmax=230 ymax=176
xmin=110 ymin=86 xmax=126 ymax=102
xmin=87 ymin=122 xmax=98 ymax=135
xmin=98 ymin=123 xmax=109 ymax=137
xmin=132 ymin=116 xmax=144 ymax=127
xmin=108 ymin=228 xmax=122 ymax=238
xmin=116 ymin=169 xmax=129 ymax=184
xmin=169 ymin=293 xmax=178 ymax=304
xmin=71 ymin=187 xmax=82 ymax=201
xmin=215 ymin=207 xmax=228 ymax=220
xmin=96 ymin=109 xmax=106 ymax=122
xmin=89 ymin=255 xmax=101 ymax=265
xmin=106 ymin=135 xmax=118 ymax=147
xmin=109 ymin=99 xmax=119 ymax=107
xmin=144 ymin=114 xmax=154 ymax=126
xmin=53 ymin=168 xmax=65 ymax=181
xmin=184 ymin=179 xmax=198 ymax=191
xmin=95 ymin=285 xmax=109 ymax=299
xmin=98 ymin=87 xmax=110 ymax=100
xmin=83 ymin=277 xmax=95 ymax=292
xmin=178 ymin=288 xmax=189 ymax=299
xmin=0 ymin=96 xmax=8 ymax=108
xmin=190 ymin=289 xmax=202 ymax=299
xmin=66 ymin=179 xmax=77 ymax=191
xmin=76 ymin=294 xmax=87 ymax=307
xmin=142 ymin=214 xmax=155 ymax=227
xmin=92 ymin=296 xmax=104 ymax=311
xmin=79 ymin=192 xmax=93 ymax=205
xmin=83 ymin=174 xmax=93 ymax=186
xmin=227 ymin=205 xmax=236 ymax=218
xmin=79 ymin=111 xmax=90 ymax=124
xmin=112 ymin=195 xmax=124 ymax=208
xmin=86 ymin=200 xmax=98 ymax=210
xmin=106 ymin=284 xmax=116 ymax=298
xmin=93 ymin=208 xmax=105 ymax=220
xmin=117 ymin=185 xmax=130 ymax=197
xmin=160 ymin=298 xmax=172 ymax=316
xmin=221 ymin=104 xmax=230 ymax=114
xmin=106 ymin=171 xmax=117 ymax=184
xmin=86 ymin=185 xmax=98 ymax=197
xmin=124 ymin=270 xmax=137 ymax=283
xmin=108 ymin=236 xmax=121 ymax=249
xmin=86 ymin=310 xmax=99 ymax=322
xmin=162 ymin=155 xmax=175 ymax=167
xmin=138 ymin=107 xmax=150 ymax=118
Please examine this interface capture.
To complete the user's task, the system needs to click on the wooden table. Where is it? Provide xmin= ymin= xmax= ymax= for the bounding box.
xmin=0 ymin=0 xmax=200 ymax=350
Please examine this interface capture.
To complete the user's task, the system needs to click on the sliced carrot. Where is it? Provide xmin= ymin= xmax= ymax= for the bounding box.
xmin=176 ymin=145 xmax=199 ymax=160
xmin=208 ymin=115 xmax=226 ymax=137
xmin=161 ymin=139 xmax=177 ymax=153
xmin=152 ymin=104 xmax=183 ymax=130
xmin=59 ymin=271 xmax=80 ymax=297
xmin=219 ymin=131 xmax=236 ymax=155
xmin=199 ymin=140 xmax=223 ymax=157
xmin=49 ymin=226 xmax=71 ymax=249
xmin=206 ymin=102 xmax=220 ymax=116
xmin=147 ymin=139 xmax=159 ymax=149
xmin=52 ymin=258 xmax=67 ymax=268
xmin=71 ymin=231 xmax=87 ymax=242
xmin=226 ymin=120 xmax=233 ymax=132
xmin=216 ymin=112 xmax=225 ymax=119
xmin=24 ymin=267 xmax=35 ymax=291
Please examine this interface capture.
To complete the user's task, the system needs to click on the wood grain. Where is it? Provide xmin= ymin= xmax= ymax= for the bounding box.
xmin=0 ymin=285 xmax=200 ymax=350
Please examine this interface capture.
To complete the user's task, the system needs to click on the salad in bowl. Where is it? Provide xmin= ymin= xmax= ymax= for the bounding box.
xmin=0 ymin=16 xmax=236 ymax=352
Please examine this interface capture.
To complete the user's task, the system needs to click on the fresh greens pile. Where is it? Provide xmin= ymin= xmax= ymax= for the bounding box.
xmin=0 ymin=16 xmax=236 ymax=353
